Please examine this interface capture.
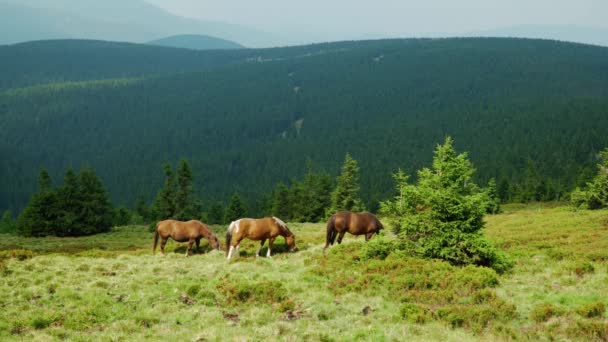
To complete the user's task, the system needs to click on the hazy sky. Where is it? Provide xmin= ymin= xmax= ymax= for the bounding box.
xmin=144 ymin=0 xmax=608 ymax=42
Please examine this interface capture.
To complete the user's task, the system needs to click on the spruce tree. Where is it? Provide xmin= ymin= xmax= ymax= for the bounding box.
xmin=78 ymin=168 xmax=113 ymax=235
xmin=56 ymin=168 xmax=81 ymax=236
xmin=0 ymin=210 xmax=16 ymax=234
xmin=483 ymin=178 xmax=501 ymax=214
xmin=571 ymin=147 xmax=608 ymax=209
xmin=175 ymin=159 xmax=195 ymax=220
xmin=17 ymin=169 xmax=60 ymax=237
xmin=225 ymin=193 xmax=246 ymax=223
xmin=153 ymin=163 xmax=177 ymax=220
xmin=271 ymin=182 xmax=291 ymax=220
xmin=328 ymin=153 xmax=364 ymax=216
xmin=207 ymin=202 xmax=225 ymax=224
xmin=381 ymin=137 xmax=511 ymax=273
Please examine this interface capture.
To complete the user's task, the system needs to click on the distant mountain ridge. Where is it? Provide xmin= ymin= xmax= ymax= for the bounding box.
xmin=0 ymin=0 xmax=274 ymax=47
xmin=465 ymin=25 xmax=608 ymax=47
xmin=147 ymin=34 xmax=244 ymax=50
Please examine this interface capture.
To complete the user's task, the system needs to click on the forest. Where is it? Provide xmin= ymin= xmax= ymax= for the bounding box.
xmin=1 ymin=37 xmax=608 ymax=217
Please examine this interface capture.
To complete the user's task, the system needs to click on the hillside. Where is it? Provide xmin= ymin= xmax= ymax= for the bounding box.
xmin=147 ymin=34 xmax=244 ymax=50
xmin=0 ymin=204 xmax=607 ymax=340
xmin=0 ymin=0 xmax=274 ymax=47
xmin=1 ymin=38 xmax=608 ymax=214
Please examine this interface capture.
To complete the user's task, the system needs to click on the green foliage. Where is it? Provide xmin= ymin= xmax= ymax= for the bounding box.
xmin=359 ymin=236 xmax=399 ymax=261
xmin=152 ymin=163 xmax=176 ymax=220
xmin=571 ymin=147 xmax=608 ymax=209
xmin=17 ymin=167 xmax=114 ymax=237
xmin=225 ymin=193 xmax=246 ymax=223
xmin=0 ymin=210 xmax=16 ymax=234
xmin=530 ymin=302 xmax=565 ymax=323
xmin=400 ymin=303 xmax=431 ymax=323
xmin=381 ymin=137 xmax=512 ymax=273
xmin=483 ymin=178 xmax=501 ymax=214
xmin=270 ymin=182 xmax=291 ymax=220
xmin=207 ymin=202 xmax=225 ymax=224
xmin=270 ymin=163 xmax=333 ymax=222
xmin=575 ymin=301 xmax=605 ymax=318
xmin=113 ymin=207 xmax=132 ymax=226
xmin=328 ymin=153 xmax=365 ymax=215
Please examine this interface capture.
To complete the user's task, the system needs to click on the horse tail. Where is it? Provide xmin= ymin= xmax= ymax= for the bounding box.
xmin=153 ymin=222 xmax=160 ymax=253
xmin=225 ymin=221 xmax=235 ymax=256
xmin=325 ymin=215 xmax=336 ymax=250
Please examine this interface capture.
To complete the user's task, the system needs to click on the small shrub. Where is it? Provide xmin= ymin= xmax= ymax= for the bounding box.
xmin=186 ymin=284 xmax=201 ymax=297
xmin=576 ymin=301 xmax=605 ymax=318
xmin=400 ymin=303 xmax=430 ymax=323
xmin=31 ymin=316 xmax=53 ymax=330
xmin=566 ymin=320 xmax=608 ymax=340
xmin=360 ymin=236 xmax=398 ymax=261
xmin=530 ymin=303 xmax=564 ymax=323
xmin=572 ymin=262 xmax=595 ymax=276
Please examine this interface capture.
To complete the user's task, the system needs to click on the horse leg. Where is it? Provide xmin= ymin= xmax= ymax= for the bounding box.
xmin=256 ymin=239 xmax=266 ymax=257
xmin=160 ymin=238 xmax=168 ymax=256
xmin=186 ymin=239 xmax=195 ymax=257
xmin=365 ymin=232 xmax=373 ymax=241
xmin=337 ymin=231 xmax=346 ymax=244
xmin=267 ymin=237 xmax=275 ymax=258
xmin=195 ymin=238 xmax=201 ymax=252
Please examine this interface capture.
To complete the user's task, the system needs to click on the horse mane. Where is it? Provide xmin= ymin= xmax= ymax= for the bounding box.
xmin=272 ymin=217 xmax=292 ymax=236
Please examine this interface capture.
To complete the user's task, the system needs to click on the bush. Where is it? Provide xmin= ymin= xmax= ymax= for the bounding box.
xmin=400 ymin=303 xmax=430 ymax=323
xmin=570 ymin=147 xmax=608 ymax=209
xmin=530 ymin=303 xmax=564 ymax=323
xmin=360 ymin=236 xmax=398 ymax=261
xmin=576 ymin=301 xmax=605 ymax=318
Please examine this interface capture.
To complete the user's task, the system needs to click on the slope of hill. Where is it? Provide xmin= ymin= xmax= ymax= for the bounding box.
xmin=147 ymin=34 xmax=244 ymax=50
xmin=0 ymin=0 xmax=275 ymax=47
xmin=1 ymin=38 xmax=607 ymax=214
xmin=466 ymin=25 xmax=608 ymax=47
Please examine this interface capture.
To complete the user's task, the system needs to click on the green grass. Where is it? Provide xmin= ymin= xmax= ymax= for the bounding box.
xmin=0 ymin=205 xmax=607 ymax=340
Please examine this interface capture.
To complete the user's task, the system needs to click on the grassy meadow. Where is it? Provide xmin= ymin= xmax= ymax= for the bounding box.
xmin=1 ymin=204 xmax=607 ymax=341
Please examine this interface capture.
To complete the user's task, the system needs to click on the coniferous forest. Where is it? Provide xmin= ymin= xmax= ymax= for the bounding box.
xmin=1 ymin=37 xmax=608 ymax=218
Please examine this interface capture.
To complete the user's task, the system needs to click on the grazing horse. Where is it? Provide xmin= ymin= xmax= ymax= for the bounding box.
xmin=225 ymin=217 xmax=298 ymax=260
xmin=153 ymin=220 xmax=221 ymax=256
xmin=324 ymin=211 xmax=384 ymax=250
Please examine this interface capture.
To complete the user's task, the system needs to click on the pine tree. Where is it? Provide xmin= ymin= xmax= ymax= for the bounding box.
xmin=381 ymin=137 xmax=511 ymax=273
xmin=0 ymin=210 xmax=16 ymax=234
xmin=483 ymin=178 xmax=501 ymax=214
xmin=571 ymin=147 xmax=608 ymax=209
xmin=207 ymin=202 xmax=225 ymax=224
xmin=271 ymin=182 xmax=291 ymax=220
xmin=328 ymin=153 xmax=365 ymax=216
xmin=78 ymin=167 xmax=113 ymax=235
xmin=56 ymin=168 xmax=81 ymax=236
xmin=135 ymin=195 xmax=151 ymax=222
xmin=153 ymin=163 xmax=176 ymax=220
xmin=38 ymin=168 xmax=52 ymax=192
xmin=225 ymin=193 xmax=246 ymax=223
xmin=175 ymin=159 xmax=195 ymax=220
xmin=17 ymin=169 xmax=60 ymax=237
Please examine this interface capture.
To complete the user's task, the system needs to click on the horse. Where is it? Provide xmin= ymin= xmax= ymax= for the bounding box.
xmin=324 ymin=211 xmax=384 ymax=250
xmin=153 ymin=219 xmax=221 ymax=256
xmin=225 ymin=217 xmax=298 ymax=260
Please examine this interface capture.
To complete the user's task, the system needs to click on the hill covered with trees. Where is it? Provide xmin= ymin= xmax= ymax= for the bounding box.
xmin=1 ymin=37 xmax=607 ymax=215
xmin=147 ymin=34 xmax=244 ymax=50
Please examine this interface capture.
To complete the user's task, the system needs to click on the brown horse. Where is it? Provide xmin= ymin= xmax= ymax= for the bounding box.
xmin=324 ymin=211 xmax=384 ymax=250
xmin=225 ymin=217 xmax=298 ymax=260
xmin=153 ymin=220 xmax=221 ymax=256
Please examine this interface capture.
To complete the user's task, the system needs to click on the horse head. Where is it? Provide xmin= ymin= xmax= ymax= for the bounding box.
xmin=286 ymin=233 xmax=299 ymax=252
